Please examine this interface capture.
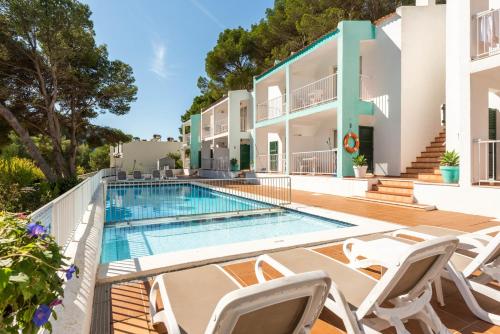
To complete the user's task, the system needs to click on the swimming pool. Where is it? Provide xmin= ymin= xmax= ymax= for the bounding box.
xmin=100 ymin=210 xmax=352 ymax=263
xmin=105 ymin=183 xmax=272 ymax=222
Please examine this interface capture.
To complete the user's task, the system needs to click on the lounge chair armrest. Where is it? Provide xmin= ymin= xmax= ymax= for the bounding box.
xmin=149 ymin=275 xmax=181 ymax=334
xmin=254 ymin=254 xmax=296 ymax=283
xmin=475 ymin=225 xmax=500 ymax=236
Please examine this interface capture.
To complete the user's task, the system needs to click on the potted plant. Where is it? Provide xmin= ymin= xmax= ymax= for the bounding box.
xmin=440 ymin=150 xmax=460 ymax=183
xmin=230 ymin=158 xmax=239 ymax=171
xmin=352 ymin=155 xmax=368 ymax=178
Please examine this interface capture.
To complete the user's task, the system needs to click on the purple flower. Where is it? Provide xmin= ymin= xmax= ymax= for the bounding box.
xmin=49 ymin=299 xmax=63 ymax=307
xmin=26 ymin=222 xmax=47 ymax=238
xmin=65 ymin=264 xmax=77 ymax=280
xmin=32 ymin=304 xmax=51 ymax=327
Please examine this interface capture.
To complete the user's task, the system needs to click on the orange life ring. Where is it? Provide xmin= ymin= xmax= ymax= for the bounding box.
xmin=343 ymin=132 xmax=360 ymax=154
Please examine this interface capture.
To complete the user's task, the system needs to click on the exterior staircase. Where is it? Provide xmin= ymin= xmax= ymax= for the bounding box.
xmin=400 ymin=129 xmax=446 ymax=182
xmin=353 ymin=178 xmax=435 ymax=210
xmin=350 ymin=129 xmax=445 ymax=210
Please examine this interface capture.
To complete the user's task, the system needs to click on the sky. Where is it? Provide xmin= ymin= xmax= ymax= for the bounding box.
xmin=83 ymin=0 xmax=274 ymax=140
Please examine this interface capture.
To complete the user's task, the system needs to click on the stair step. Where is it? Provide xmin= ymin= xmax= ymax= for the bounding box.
xmin=421 ymin=151 xmax=443 ymax=158
xmin=405 ymin=167 xmax=440 ymax=174
xmin=378 ymin=179 xmax=414 ymax=188
xmin=366 ymin=190 xmax=414 ymax=204
xmin=433 ymin=137 xmax=446 ymax=143
xmin=350 ymin=196 xmax=436 ymax=211
xmin=425 ymin=146 xmax=446 ymax=153
xmin=374 ymin=185 xmax=414 ymax=195
xmin=411 ymin=161 xmax=440 ymax=168
xmin=400 ymin=173 xmax=418 ymax=179
xmin=417 ymin=173 xmax=443 ymax=182
xmin=429 ymin=142 xmax=446 ymax=148
xmin=416 ymin=157 xmax=441 ymax=163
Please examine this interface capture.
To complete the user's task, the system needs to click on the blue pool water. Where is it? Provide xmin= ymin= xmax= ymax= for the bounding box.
xmin=100 ymin=211 xmax=352 ymax=263
xmin=105 ymin=183 xmax=271 ymax=222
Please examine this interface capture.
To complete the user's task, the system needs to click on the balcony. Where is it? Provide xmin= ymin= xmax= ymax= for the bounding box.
xmin=474 ymin=139 xmax=500 ymax=185
xmin=256 ymin=95 xmax=286 ymax=122
xmin=202 ymin=125 xmax=213 ymax=139
xmin=290 ymin=149 xmax=337 ymax=175
xmin=291 ymin=74 xmax=337 ymax=113
xmin=256 ymin=154 xmax=286 ymax=173
xmin=214 ymin=118 xmax=228 ymax=136
xmin=472 ymin=8 xmax=500 ymax=59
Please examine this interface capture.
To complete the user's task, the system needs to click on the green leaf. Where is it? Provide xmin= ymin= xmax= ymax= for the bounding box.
xmin=9 ymin=272 xmax=29 ymax=283
xmin=0 ymin=268 xmax=12 ymax=290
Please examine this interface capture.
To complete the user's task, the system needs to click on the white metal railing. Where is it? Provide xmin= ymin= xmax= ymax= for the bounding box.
xmin=29 ymin=168 xmax=115 ymax=249
xmin=105 ymin=177 xmax=292 ymax=223
xmin=291 ymin=149 xmax=337 ymax=175
xmin=473 ymin=8 xmax=500 ymax=59
xmin=214 ymin=118 xmax=228 ymax=135
xmin=202 ymin=125 xmax=213 ymax=139
xmin=256 ymin=154 xmax=286 ymax=173
xmin=201 ymin=157 xmax=230 ymax=170
xmin=475 ymin=139 xmax=500 ymax=185
xmin=257 ymin=95 xmax=286 ymax=122
xmin=291 ymin=74 xmax=337 ymax=112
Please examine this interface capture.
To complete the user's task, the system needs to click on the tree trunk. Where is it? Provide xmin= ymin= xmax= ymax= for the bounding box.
xmin=0 ymin=103 xmax=57 ymax=182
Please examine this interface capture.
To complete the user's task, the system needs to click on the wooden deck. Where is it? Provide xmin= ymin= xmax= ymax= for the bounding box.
xmin=91 ymin=189 xmax=499 ymax=333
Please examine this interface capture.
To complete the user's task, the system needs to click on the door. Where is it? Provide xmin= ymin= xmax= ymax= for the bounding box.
xmin=240 ymin=144 xmax=251 ymax=170
xmin=358 ymin=126 xmax=374 ymax=173
xmin=269 ymin=141 xmax=279 ymax=172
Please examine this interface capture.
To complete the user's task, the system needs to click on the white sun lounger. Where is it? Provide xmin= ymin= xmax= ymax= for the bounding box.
xmin=255 ymin=237 xmax=458 ymax=334
xmin=384 ymin=225 xmax=500 ymax=326
xmin=149 ymin=264 xmax=331 ymax=334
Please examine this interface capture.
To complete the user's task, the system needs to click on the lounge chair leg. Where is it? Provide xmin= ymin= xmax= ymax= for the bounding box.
xmin=433 ymin=277 xmax=445 ymax=307
xmin=445 ymin=264 xmax=500 ymax=326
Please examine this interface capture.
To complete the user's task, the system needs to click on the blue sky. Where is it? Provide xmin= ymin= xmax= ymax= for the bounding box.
xmin=84 ymin=0 xmax=273 ymax=140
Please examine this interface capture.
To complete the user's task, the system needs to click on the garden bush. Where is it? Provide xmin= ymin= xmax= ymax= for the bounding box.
xmin=0 ymin=157 xmax=44 ymax=187
xmin=0 ymin=213 xmax=78 ymax=333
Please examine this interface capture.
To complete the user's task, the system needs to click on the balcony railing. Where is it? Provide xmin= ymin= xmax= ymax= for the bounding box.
xmin=214 ymin=118 xmax=228 ymax=135
xmin=201 ymin=157 xmax=230 ymax=171
xmin=472 ymin=8 xmax=500 ymax=59
xmin=475 ymin=139 xmax=500 ymax=185
xmin=291 ymin=74 xmax=337 ymax=112
xmin=291 ymin=149 xmax=337 ymax=175
xmin=257 ymin=95 xmax=286 ymax=122
xmin=202 ymin=125 xmax=213 ymax=139
xmin=256 ymin=154 xmax=286 ymax=173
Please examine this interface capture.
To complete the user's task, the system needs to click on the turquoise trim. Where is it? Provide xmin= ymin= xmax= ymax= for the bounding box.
xmin=255 ymin=29 xmax=340 ymax=82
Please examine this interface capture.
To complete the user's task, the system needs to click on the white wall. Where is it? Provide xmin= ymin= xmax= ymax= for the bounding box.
xmin=111 ymin=141 xmax=181 ymax=172
xmin=414 ymin=182 xmax=500 ymax=218
xmin=399 ymin=5 xmax=446 ymax=172
xmin=227 ymin=90 xmax=253 ymax=164
xmin=362 ymin=15 xmax=402 ymax=176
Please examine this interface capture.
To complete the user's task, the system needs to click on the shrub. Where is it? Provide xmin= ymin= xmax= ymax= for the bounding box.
xmin=440 ymin=150 xmax=459 ymax=166
xmin=167 ymin=152 xmax=183 ymax=169
xmin=89 ymin=145 xmax=110 ymax=171
xmin=0 ymin=157 xmax=44 ymax=187
xmin=0 ymin=213 xmax=78 ymax=333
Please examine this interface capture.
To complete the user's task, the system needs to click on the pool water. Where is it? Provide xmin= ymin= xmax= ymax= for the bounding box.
xmin=100 ymin=211 xmax=352 ymax=263
xmin=105 ymin=183 xmax=271 ymax=222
